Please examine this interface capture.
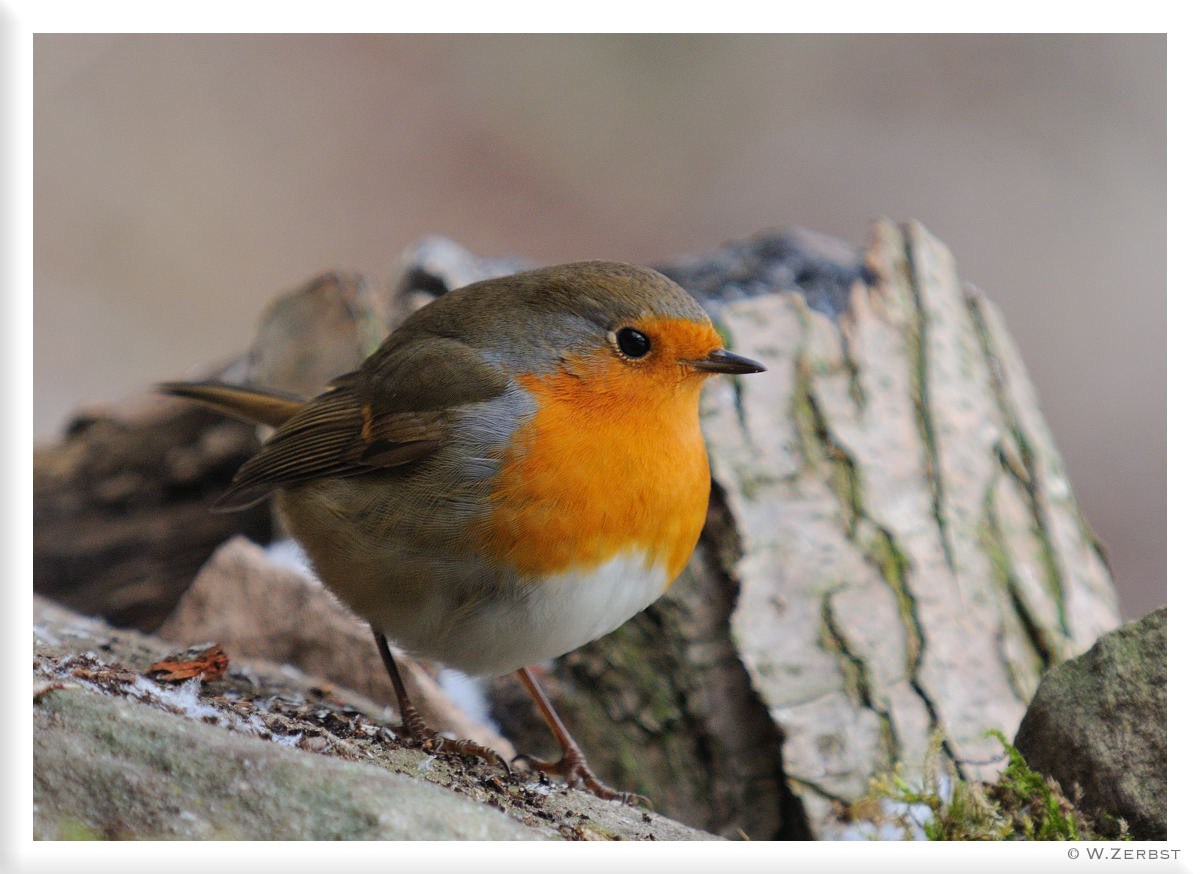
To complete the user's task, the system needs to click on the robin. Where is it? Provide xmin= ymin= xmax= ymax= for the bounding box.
xmin=161 ymin=261 xmax=764 ymax=801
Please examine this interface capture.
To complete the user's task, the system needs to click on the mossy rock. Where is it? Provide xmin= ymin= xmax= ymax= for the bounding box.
xmin=1014 ymin=607 xmax=1166 ymax=839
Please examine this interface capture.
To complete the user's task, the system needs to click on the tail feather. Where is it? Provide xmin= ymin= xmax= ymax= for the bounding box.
xmin=158 ymin=381 xmax=305 ymax=428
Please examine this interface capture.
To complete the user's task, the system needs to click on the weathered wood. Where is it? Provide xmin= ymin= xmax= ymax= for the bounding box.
xmin=33 ymin=400 xmax=272 ymax=630
xmin=33 ymin=272 xmax=380 ymax=630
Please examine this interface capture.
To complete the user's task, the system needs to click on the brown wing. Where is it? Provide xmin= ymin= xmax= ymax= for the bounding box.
xmin=214 ymin=332 xmax=510 ymax=510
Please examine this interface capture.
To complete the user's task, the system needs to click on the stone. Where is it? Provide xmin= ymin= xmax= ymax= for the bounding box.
xmin=157 ymin=536 xmax=515 ymax=758
xmin=33 ymin=595 xmax=720 ymax=841
xmin=1014 ymin=607 xmax=1166 ymax=839
xmin=35 ymin=687 xmax=545 ymax=841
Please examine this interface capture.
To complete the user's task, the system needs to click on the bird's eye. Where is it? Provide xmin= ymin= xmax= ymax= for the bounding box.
xmin=615 ymin=327 xmax=651 ymax=359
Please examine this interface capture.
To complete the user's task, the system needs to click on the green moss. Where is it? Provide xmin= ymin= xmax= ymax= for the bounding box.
xmin=55 ymin=816 xmax=106 ymax=840
xmin=790 ymin=362 xmax=864 ymax=537
xmin=818 ymin=590 xmax=899 ymax=769
xmin=868 ymin=530 xmax=919 ymax=673
xmin=838 ymin=332 xmax=867 ymax=411
xmin=964 ymin=292 xmax=1070 ymax=638
xmin=900 ymin=231 xmax=955 ymax=575
xmin=978 ymin=482 xmax=1057 ymax=675
xmin=788 ymin=363 xmax=828 ymax=471
xmin=860 ymin=731 xmax=1129 ymax=840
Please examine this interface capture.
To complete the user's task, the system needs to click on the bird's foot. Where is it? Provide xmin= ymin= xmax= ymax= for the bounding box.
xmin=399 ymin=719 xmax=508 ymax=772
xmin=370 ymin=631 xmax=508 ymax=774
xmin=514 ymin=747 xmax=650 ymax=807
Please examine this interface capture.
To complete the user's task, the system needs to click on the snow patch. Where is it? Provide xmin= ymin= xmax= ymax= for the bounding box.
xmin=437 ymin=669 xmax=500 ymax=733
xmin=264 ymin=538 xmax=317 ymax=579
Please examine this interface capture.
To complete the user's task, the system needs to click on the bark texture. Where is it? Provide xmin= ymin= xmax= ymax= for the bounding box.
xmin=695 ymin=219 xmax=1120 ymax=836
xmin=33 ymin=272 xmax=378 ymax=630
xmin=32 ymin=401 xmax=271 ymax=630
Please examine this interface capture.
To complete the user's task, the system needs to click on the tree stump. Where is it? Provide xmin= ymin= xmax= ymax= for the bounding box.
xmin=491 ymin=221 xmax=1120 ymax=838
xmin=33 ymin=223 xmax=1120 ymax=840
xmin=33 ymin=272 xmax=381 ymax=631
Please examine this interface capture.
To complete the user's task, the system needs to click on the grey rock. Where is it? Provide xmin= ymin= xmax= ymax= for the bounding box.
xmin=34 ymin=687 xmax=545 ymax=840
xmin=1014 ymin=607 xmax=1166 ymax=839
xmin=33 ymin=596 xmax=720 ymax=841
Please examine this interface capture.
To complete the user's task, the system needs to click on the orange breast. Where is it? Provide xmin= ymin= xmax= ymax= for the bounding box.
xmin=477 ymin=320 xmax=718 ymax=583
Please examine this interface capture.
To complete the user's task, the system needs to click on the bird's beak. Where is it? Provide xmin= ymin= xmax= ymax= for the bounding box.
xmin=684 ymin=349 xmax=766 ymax=375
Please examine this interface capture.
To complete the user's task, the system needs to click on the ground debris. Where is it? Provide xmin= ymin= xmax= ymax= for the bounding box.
xmin=33 ymin=595 xmax=719 ymax=841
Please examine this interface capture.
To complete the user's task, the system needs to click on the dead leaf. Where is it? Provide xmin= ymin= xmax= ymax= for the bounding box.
xmin=147 ymin=643 xmax=229 ymax=682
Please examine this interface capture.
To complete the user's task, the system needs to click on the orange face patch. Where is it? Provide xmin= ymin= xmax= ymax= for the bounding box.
xmin=477 ymin=316 xmax=723 ymax=582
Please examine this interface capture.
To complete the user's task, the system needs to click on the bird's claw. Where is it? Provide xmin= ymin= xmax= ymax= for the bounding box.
xmin=409 ymin=730 xmax=509 ymax=773
xmin=513 ymin=750 xmax=650 ymax=807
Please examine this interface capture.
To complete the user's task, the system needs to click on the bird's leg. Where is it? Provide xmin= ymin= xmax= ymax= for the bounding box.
xmin=514 ymin=666 xmax=650 ymax=806
xmin=372 ymin=629 xmax=506 ymax=769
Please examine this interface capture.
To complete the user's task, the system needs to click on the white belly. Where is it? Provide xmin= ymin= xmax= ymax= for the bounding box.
xmin=429 ymin=550 xmax=671 ymax=677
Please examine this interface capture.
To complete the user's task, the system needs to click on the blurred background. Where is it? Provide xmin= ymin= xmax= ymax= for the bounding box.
xmin=33 ymin=34 xmax=1165 ymax=619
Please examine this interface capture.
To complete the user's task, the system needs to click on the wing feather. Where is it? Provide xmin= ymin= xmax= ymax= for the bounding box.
xmin=213 ymin=332 xmax=510 ymax=509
